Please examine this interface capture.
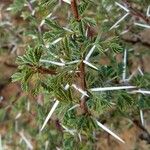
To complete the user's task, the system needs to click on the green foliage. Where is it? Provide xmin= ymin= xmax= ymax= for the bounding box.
xmin=10 ymin=0 xmax=26 ymax=13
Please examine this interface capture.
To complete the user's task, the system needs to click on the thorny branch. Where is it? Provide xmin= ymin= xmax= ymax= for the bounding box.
xmin=28 ymin=64 xmax=57 ymax=75
xmin=71 ymin=0 xmax=89 ymax=114
xmin=37 ymin=66 xmax=57 ymax=75
xmin=71 ymin=0 xmax=81 ymax=21
xmin=78 ymin=60 xmax=89 ymax=114
xmin=122 ymin=0 xmax=150 ymax=24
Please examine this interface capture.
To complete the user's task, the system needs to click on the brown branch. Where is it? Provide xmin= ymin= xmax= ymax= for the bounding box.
xmin=4 ymin=62 xmax=18 ymax=68
xmin=71 ymin=0 xmax=81 ymax=21
xmin=133 ymin=119 xmax=150 ymax=144
xmin=27 ymin=64 xmax=57 ymax=75
xmin=122 ymin=0 xmax=150 ymax=24
xmin=2 ymin=60 xmax=57 ymax=75
xmin=70 ymin=1 xmax=89 ymax=114
xmin=37 ymin=66 xmax=57 ymax=75
xmin=130 ymin=9 xmax=150 ymax=24
xmin=78 ymin=60 xmax=89 ymax=114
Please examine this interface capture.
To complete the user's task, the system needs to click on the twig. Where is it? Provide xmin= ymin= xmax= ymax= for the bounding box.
xmin=70 ymin=0 xmax=89 ymax=114
xmin=78 ymin=61 xmax=89 ymax=114
xmin=3 ymin=61 xmax=18 ymax=68
xmin=37 ymin=66 xmax=57 ymax=75
xmin=133 ymin=119 xmax=150 ymax=144
xmin=122 ymin=0 xmax=150 ymax=24
xmin=27 ymin=64 xmax=57 ymax=75
xmin=71 ymin=0 xmax=80 ymax=21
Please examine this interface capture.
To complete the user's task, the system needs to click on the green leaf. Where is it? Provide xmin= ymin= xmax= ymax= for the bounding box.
xmin=12 ymin=72 xmax=24 ymax=82
xmin=10 ymin=0 xmax=25 ymax=13
xmin=23 ymin=69 xmax=34 ymax=82
xmin=62 ymin=37 xmax=72 ymax=59
xmin=79 ymin=2 xmax=89 ymax=15
xmin=110 ymin=43 xmax=123 ymax=53
xmin=45 ymin=19 xmax=63 ymax=31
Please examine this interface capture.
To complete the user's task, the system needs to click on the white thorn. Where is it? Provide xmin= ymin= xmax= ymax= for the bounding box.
xmin=120 ymin=29 xmax=129 ymax=35
xmin=60 ymin=124 xmax=75 ymax=135
xmin=0 ymin=96 xmax=3 ymax=103
xmin=68 ymin=104 xmax=80 ymax=111
xmin=106 ymin=5 xmax=112 ymax=11
xmin=146 ymin=6 xmax=150 ymax=17
xmin=63 ymin=27 xmax=73 ymax=32
xmin=60 ymin=58 xmax=65 ymax=63
xmin=140 ymin=109 xmax=145 ymax=126
xmin=27 ymin=100 xmax=30 ymax=111
xmin=83 ymin=60 xmax=98 ymax=70
xmin=124 ymin=70 xmax=137 ymax=82
xmin=15 ymin=112 xmax=22 ymax=120
xmin=85 ymin=45 xmax=96 ymax=61
xmin=137 ymin=66 xmax=146 ymax=128
xmin=90 ymin=86 xmax=136 ymax=92
xmin=19 ymin=132 xmax=33 ymax=150
xmin=31 ymin=10 xmax=35 ymax=16
xmin=40 ymin=59 xmax=65 ymax=66
xmin=44 ymin=51 xmax=58 ymax=59
xmin=81 ymin=94 xmax=86 ymax=100
xmin=40 ymin=20 xmax=46 ymax=27
xmin=72 ymin=84 xmax=89 ymax=97
xmin=96 ymin=120 xmax=125 ymax=143
xmin=51 ymin=38 xmax=62 ymax=45
xmin=64 ymin=84 xmax=70 ymax=90
xmin=78 ymin=133 xmax=82 ymax=142
xmin=122 ymin=49 xmax=127 ymax=81
xmin=134 ymin=22 xmax=150 ymax=29
xmin=138 ymin=67 xmax=144 ymax=76
xmin=40 ymin=100 xmax=59 ymax=131
xmin=62 ymin=0 xmax=71 ymax=4
xmin=129 ymin=89 xmax=150 ymax=95
xmin=30 ymin=0 xmax=36 ymax=3
xmin=85 ymin=28 xmax=88 ymax=37
xmin=6 ymin=7 xmax=13 ymax=11
xmin=0 ymin=135 xmax=3 ymax=150
xmin=115 ymin=2 xmax=129 ymax=12
xmin=110 ymin=13 xmax=129 ymax=30
xmin=15 ymin=120 xmax=18 ymax=132
xmin=40 ymin=13 xmax=52 ymax=26
xmin=45 ymin=141 xmax=49 ymax=150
